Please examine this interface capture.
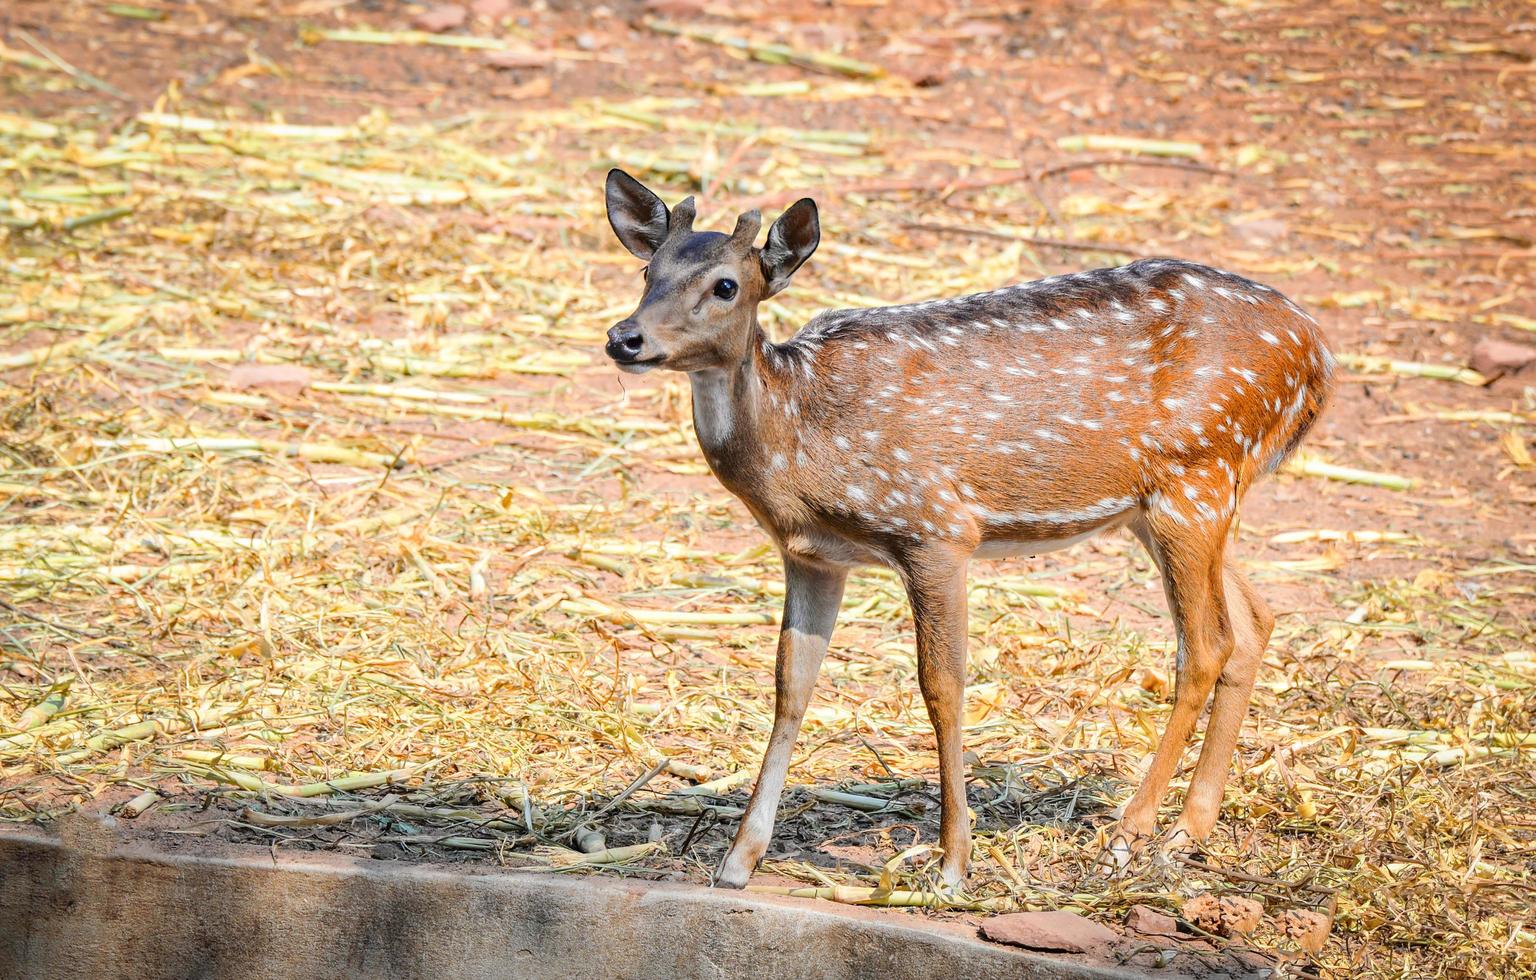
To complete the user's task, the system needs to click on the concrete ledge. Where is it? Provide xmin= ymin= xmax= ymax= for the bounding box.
xmin=0 ymin=820 xmax=1153 ymax=980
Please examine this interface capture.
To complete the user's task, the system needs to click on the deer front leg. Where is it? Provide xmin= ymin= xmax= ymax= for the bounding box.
xmin=714 ymin=556 xmax=847 ymax=888
xmin=903 ymin=551 xmax=972 ymax=889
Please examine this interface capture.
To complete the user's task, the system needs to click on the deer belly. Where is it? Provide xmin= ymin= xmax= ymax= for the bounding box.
xmin=973 ymin=510 xmax=1132 ymax=559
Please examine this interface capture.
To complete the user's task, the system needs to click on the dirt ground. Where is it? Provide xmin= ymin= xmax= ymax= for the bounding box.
xmin=2 ymin=1 xmax=1534 ymax=977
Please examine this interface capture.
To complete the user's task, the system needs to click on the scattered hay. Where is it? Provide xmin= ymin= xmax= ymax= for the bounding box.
xmin=1 ymin=4 xmax=1533 ymax=977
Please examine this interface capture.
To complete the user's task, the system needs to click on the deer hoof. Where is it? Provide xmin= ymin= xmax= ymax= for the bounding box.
xmin=1155 ymin=826 xmax=1201 ymax=864
xmin=1097 ymin=839 xmax=1134 ymax=874
xmin=1096 ymin=826 xmax=1150 ymax=874
xmin=713 ymin=857 xmax=752 ymax=889
xmin=938 ymin=862 xmax=967 ymax=892
xmin=712 ymin=871 xmax=749 ymax=889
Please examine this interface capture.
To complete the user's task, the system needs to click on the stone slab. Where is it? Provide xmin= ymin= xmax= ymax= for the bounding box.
xmin=0 ymin=820 xmax=1156 ymax=980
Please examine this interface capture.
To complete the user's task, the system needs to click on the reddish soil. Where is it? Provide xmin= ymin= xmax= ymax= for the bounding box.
xmin=9 ymin=0 xmax=1532 ymax=554
xmin=3 ymin=0 xmax=1534 ymax=976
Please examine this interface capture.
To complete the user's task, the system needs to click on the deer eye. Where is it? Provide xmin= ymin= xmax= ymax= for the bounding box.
xmin=713 ymin=278 xmax=738 ymax=301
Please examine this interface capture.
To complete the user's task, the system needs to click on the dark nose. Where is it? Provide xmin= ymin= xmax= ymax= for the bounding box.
xmin=605 ymin=321 xmax=645 ymax=363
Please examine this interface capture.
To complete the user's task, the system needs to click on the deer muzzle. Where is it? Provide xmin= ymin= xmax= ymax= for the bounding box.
xmin=605 ymin=320 xmax=662 ymax=372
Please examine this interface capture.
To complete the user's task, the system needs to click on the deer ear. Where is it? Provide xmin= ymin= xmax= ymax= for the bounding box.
xmin=605 ymin=169 xmax=670 ymax=260
xmin=760 ymin=198 xmax=819 ymax=297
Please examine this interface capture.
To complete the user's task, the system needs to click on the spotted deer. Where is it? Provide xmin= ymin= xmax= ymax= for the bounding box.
xmin=601 ymin=169 xmax=1334 ymax=888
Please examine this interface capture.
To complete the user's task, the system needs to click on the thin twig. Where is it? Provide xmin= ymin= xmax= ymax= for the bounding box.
xmin=1172 ymin=854 xmax=1337 ymax=895
xmin=590 ymin=757 xmax=669 ymax=820
xmin=0 ymin=597 xmax=104 ymax=639
xmin=1034 ymin=156 xmax=1234 ymax=181
xmin=15 ymin=30 xmax=130 ymax=100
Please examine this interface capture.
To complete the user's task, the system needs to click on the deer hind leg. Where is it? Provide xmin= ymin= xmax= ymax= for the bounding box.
xmin=1104 ymin=510 xmax=1234 ymax=868
xmin=1165 ymin=560 xmax=1274 ymax=850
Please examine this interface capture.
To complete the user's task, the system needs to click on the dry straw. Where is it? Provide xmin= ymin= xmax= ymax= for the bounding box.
xmin=0 ymin=44 xmax=1532 ymax=979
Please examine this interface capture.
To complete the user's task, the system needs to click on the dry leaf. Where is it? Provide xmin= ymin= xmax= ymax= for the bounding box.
xmin=1501 ymin=431 xmax=1533 ymax=469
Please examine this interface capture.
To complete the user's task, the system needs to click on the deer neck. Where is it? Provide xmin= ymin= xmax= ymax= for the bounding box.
xmin=688 ymin=320 xmax=781 ymax=480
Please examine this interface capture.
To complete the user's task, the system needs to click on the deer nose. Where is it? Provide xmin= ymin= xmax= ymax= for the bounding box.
xmin=606 ymin=321 xmax=645 ymax=363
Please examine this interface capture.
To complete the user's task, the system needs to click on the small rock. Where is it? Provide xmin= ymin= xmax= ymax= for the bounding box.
xmin=1218 ymin=896 xmax=1264 ymax=936
xmin=1182 ymin=894 xmax=1264 ymax=937
xmin=225 ymin=363 xmax=312 ymax=392
xmin=980 ymin=910 xmax=1118 ymax=953
xmin=1182 ymin=894 xmax=1223 ymax=934
xmin=1125 ymin=904 xmax=1179 ymax=937
xmin=412 ymin=4 xmax=467 ymax=32
xmin=1469 ymin=338 xmax=1536 ymax=382
xmin=1277 ymin=908 xmax=1332 ymax=954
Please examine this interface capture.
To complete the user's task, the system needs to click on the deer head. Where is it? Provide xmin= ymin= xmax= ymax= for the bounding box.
xmin=603 ymin=169 xmax=819 ymax=374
